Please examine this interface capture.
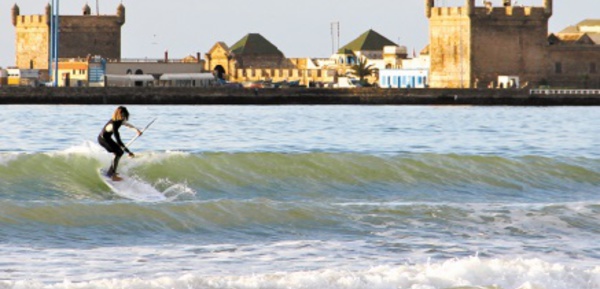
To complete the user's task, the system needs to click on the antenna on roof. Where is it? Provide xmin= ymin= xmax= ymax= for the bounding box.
xmin=330 ymin=21 xmax=340 ymax=54
xmin=96 ymin=0 xmax=99 ymax=15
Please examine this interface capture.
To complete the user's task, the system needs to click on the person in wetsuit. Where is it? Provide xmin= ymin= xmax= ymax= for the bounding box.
xmin=98 ymin=106 xmax=142 ymax=181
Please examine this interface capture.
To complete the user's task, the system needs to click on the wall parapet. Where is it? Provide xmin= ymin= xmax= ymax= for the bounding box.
xmin=430 ymin=7 xmax=467 ymax=17
xmin=15 ymin=15 xmax=48 ymax=26
xmin=429 ymin=5 xmax=548 ymax=19
xmin=473 ymin=6 xmax=547 ymax=19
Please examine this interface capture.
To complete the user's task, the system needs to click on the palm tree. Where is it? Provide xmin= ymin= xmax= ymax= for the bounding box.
xmin=349 ymin=54 xmax=377 ymax=86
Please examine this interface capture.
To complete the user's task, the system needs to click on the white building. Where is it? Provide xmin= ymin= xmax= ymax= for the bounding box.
xmin=104 ymin=74 xmax=155 ymax=87
xmin=380 ymin=69 xmax=429 ymax=88
xmin=380 ymin=46 xmax=430 ymax=89
xmin=159 ymin=73 xmax=217 ymax=87
xmin=6 ymin=68 xmax=46 ymax=86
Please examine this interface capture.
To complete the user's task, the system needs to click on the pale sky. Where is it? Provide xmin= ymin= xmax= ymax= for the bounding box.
xmin=1 ymin=0 xmax=598 ymax=68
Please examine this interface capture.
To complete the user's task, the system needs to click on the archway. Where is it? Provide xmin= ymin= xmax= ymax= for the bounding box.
xmin=214 ymin=65 xmax=226 ymax=80
xmin=134 ymin=69 xmax=144 ymax=87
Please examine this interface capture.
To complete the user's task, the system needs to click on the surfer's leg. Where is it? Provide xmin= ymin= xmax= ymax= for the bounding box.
xmin=108 ymin=148 xmax=124 ymax=176
xmin=103 ymin=137 xmax=123 ymax=177
xmin=98 ymin=136 xmax=114 ymax=153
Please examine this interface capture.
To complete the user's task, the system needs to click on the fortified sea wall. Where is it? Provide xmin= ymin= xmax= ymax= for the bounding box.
xmin=0 ymin=87 xmax=599 ymax=105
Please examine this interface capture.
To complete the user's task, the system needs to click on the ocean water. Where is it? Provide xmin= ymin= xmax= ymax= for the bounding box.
xmin=0 ymin=105 xmax=599 ymax=289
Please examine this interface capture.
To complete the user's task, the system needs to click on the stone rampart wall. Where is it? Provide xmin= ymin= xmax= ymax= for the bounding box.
xmin=59 ymin=16 xmax=123 ymax=60
xmin=1 ymin=87 xmax=599 ymax=106
xmin=234 ymin=68 xmax=335 ymax=85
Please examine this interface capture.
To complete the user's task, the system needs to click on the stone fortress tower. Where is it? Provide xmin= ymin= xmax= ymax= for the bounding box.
xmin=426 ymin=0 xmax=553 ymax=88
xmin=12 ymin=3 xmax=125 ymax=69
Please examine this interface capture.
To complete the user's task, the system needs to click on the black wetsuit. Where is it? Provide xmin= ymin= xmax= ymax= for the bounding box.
xmin=98 ymin=119 xmax=133 ymax=177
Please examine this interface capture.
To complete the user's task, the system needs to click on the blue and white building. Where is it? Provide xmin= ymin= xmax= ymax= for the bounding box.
xmin=379 ymin=47 xmax=430 ymax=88
xmin=380 ymin=68 xmax=429 ymax=88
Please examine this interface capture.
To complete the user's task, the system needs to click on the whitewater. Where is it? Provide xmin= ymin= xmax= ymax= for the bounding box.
xmin=0 ymin=105 xmax=599 ymax=289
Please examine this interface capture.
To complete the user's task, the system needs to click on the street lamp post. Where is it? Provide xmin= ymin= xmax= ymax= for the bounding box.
xmin=49 ymin=0 xmax=59 ymax=87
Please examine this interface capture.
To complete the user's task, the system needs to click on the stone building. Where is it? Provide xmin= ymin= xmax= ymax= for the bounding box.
xmin=549 ymin=19 xmax=600 ymax=88
xmin=426 ymin=0 xmax=600 ymax=89
xmin=205 ymin=34 xmax=296 ymax=82
xmin=557 ymin=19 xmax=600 ymax=45
xmin=330 ymin=29 xmax=405 ymax=85
xmin=204 ymin=31 xmax=407 ymax=87
xmin=205 ymin=33 xmax=335 ymax=86
xmin=333 ymin=29 xmax=399 ymax=65
xmin=12 ymin=3 xmax=125 ymax=70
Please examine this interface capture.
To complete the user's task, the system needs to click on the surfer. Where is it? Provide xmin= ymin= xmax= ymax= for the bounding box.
xmin=98 ymin=106 xmax=142 ymax=181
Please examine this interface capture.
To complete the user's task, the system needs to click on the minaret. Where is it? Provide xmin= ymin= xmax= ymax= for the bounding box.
xmin=117 ymin=4 xmax=126 ymax=25
xmin=11 ymin=4 xmax=20 ymax=26
xmin=544 ymin=0 xmax=553 ymax=17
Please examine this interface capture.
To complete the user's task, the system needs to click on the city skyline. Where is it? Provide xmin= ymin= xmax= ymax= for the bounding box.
xmin=1 ymin=0 xmax=598 ymax=68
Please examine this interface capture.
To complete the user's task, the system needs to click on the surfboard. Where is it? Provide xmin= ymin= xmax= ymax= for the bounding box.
xmin=99 ymin=169 xmax=167 ymax=202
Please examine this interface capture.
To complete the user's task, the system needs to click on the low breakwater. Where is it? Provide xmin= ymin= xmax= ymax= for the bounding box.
xmin=0 ymin=87 xmax=599 ymax=105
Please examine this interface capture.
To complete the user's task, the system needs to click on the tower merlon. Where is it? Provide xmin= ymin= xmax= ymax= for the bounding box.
xmin=117 ymin=4 xmax=125 ymax=25
xmin=544 ymin=0 xmax=553 ymax=17
xmin=11 ymin=4 xmax=20 ymax=26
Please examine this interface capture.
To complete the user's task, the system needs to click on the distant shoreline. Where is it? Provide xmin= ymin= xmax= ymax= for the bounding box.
xmin=1 ymin=87 xmax=599 ymax=106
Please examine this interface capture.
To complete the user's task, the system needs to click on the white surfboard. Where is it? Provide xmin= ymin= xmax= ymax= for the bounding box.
xmin=99 ymin=169 xmax=167 ymax=202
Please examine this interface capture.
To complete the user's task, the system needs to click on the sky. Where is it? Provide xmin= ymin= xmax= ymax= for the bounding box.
xmin=1 ymin=0 xmax=599 ymax=68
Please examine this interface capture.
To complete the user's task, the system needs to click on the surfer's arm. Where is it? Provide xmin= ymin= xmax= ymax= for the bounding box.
xmin=123 ymin=121 xmax=143 ymax=136
xmin=117 ymin=134 xmax=134 ymax=157
xmin=113 ymin=130 xmax=130 ymax=152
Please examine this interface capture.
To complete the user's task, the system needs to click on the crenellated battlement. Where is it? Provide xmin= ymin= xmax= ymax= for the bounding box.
xmin=429 ymin=6 xmax=548 ymax=20
xmin=14 ymin=15 xmax=48 ymax=26
xmin=472 ymin=6 xmax=548 ymax=19
xmin=59 ymin=15 xmax=125 ymax=28
xmin=429 ymin=7 xmax=468 ymax=18
xmin=426 ymin=0 xmax=552 ymax=19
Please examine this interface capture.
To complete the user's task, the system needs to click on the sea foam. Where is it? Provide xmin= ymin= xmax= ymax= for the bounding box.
xmin=1 ymin=258 xmax=598 ymax=289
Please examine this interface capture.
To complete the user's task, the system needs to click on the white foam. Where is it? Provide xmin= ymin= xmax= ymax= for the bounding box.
xmin=2 ymin=257 xmax=597 ymax=289
xmin=0 ymin=152 xmax=23 ymax=167
xmin=61 ymin=140 xmax=105 ymax=155
xmin=100 ymin=171 xmax=167 ymax=202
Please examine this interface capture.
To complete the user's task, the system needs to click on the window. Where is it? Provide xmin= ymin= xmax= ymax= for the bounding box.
xmin=591 ymin=63 xmax=597 ymax=74
xmin=555 ymin=62 xmax=562 ymax=74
